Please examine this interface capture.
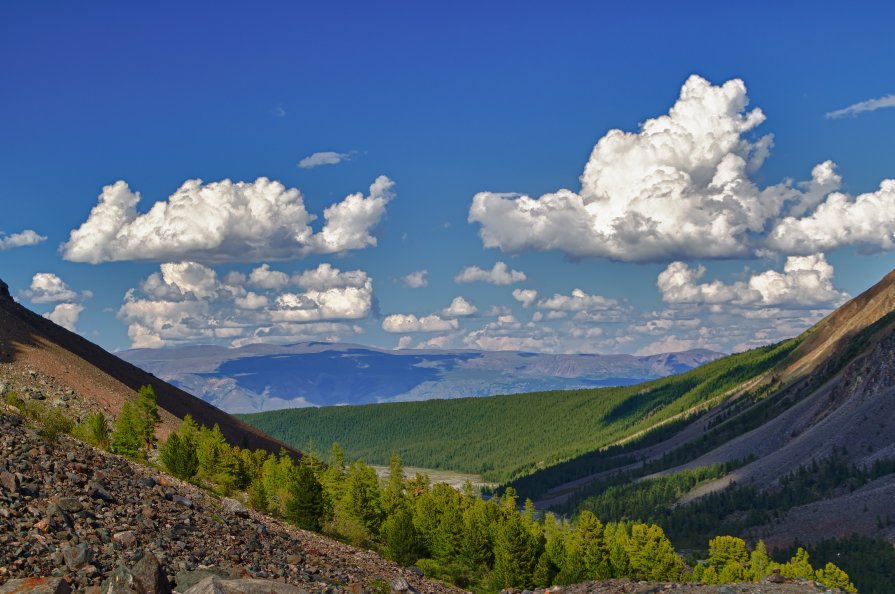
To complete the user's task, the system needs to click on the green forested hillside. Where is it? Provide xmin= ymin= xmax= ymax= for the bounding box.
xmin=240 ymin=338 xmax=798 ymax=483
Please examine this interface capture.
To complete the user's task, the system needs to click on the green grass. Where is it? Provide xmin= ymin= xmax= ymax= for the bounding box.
xmin=240 ymin=338 xmax=799 ymax=484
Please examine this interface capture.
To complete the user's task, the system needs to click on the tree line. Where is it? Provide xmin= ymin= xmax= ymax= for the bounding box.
xmin=4 ymin=385 xmax=859 ymax=593
xmin=156 ymin=412 xmax=855 ymax=593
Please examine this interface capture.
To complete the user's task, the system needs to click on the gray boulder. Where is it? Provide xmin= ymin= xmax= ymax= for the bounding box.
xmin=132 ymin=552 xmax=172 ymax=594
xmin=221 ymin=498 xmax=249 ymax=518
xmin=183 ymin=577 xmax=309 ymax=594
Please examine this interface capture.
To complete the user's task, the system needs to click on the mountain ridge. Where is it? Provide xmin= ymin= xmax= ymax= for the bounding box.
xmin=120 ymin=342 xmax=723 ymax=412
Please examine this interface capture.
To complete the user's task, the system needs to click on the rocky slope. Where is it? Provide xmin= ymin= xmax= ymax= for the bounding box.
xmin=0 ymin=410 xmax=463 ymax=594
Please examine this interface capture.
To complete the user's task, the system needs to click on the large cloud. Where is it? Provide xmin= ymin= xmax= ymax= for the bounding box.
xmin=0 ymin=230 xmax=46 ymax=251
xmin=469 ymin=75 xmax=895 ymax=261
xmin=119 ymin=262 xmax=373 ymax=348
xmin=63 ymin=176 xmax=394 ymax=263
xmin=658 ymin=254 xmax=848 ymax=308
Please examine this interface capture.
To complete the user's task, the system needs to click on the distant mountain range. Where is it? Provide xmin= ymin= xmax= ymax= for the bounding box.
xmin=118 ymin=343 xmax=723 ymax=413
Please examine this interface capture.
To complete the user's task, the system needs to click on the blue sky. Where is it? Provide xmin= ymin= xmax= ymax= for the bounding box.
xmin=2 ymin=1 xmax=895 ymax=355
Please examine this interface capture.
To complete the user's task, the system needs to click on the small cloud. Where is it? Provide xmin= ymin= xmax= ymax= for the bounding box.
xmin=442 ymin=296 xmax=478 ymax=317
xmin=0 ymin=229 xmax=46 ymax=251
xmin=455 ymin=261 xmax=526 ymax=285
xmin=381 ymin=313 xmax=458 ymax=333
xmin=22 ymin=272 xmax=90 ymax=304
xmin=274 ymin=105 xmax=287 ymax=118
xmin=512 ymin=289 xmax=538 ymax=308
xmin=826 ymin=94 xmax=895 ymax=119
xmin=298 ymin=151 xmax=353 ymax=169
xmin=401 ymin=270 xmax=428 ymax=288
xmin=44 ymin=303 xmax=85 ymax=332
xmin=396 ymin=336 xmax=413 ymax=350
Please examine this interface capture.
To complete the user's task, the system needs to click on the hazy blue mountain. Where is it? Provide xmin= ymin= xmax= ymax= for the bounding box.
xmin=119 ymin=342 xmax=723 ymax=413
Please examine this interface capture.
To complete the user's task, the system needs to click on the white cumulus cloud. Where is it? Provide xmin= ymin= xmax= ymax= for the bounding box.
xmin=442 ymin=296 xmax=478 ymax=317
xmin=537 ymin=288 xmax=620 ymax=312
xmin=44 ymin=303 xmax=85 ymax=332
xmin=658 ymin=254 xmax=848 ymax=307
xmin=119 ymin=261 xmax=373 ymax=348
xmin=0 ymin=230 xmax=46 ymax=251
xmin=454 ymin=261 xmax=526 ymax=285
xmin=63 ymin=176 xmax=393 ymax=263
xmin=249 ymin=264 xmax=290 ymax=290
xmin=468 ymin=74 xmax=895 ymax=262
xmin=22 ymin=273 xmax=81 ymax=303
xmin=381 ymin=314 xmax=458 ymax=333
xmin=767 ymin=180 xmax=895 ymax=254
xmin=512 ymin=289 xmax=538 ymax=308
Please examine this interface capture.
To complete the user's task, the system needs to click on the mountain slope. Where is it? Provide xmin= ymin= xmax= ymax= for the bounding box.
xmin=241 ymin=266 xmax=895 ymax=552
xmin=521 ymin=268 xmax=895 ymax=550
xmin=120 ymin=342 xmax=722 ymax=412
xmin=0 ymin=278 xmax=296 ymax=455
xmin=239 ymin=338 xmax=796 ymax=483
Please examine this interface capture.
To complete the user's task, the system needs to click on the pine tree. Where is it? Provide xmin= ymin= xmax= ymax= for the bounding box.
xmin=604 ymin=522 xmax=631 ymax=578
xmin=344 ymin=459 xmax=384 ymax=537
xmin=285 ymin=464 xmax=325 ymax=532
xmin=134 ymin=385 xmax=160 ymax=452
xmin=196 ymin=424 xmax=228 ymax=485
xmin=576 ymin=511 xmax=610 ymax=580
xmin=382 ymin=506 xmax=423 ymax=566
xmin=627 ymin=523 xmax=684 ymax=582
xmin=383 ymin=452 xmax=406 ymax=515
xmin=460 ymin=497 xmax=496 ymax=572
xmin=748 ymin=540 xmax=771 ymax=581
xmin=430 ymin=483 xmax=465 ymax=563
xmin=490 ymin=512 xmax=539 ymax=590
xmin=533 ymin=552 xmax=557 ymax=588
xmin=815 ymin=562 xmax=857 ymax=592
xmin=75 ymin=411 xmax=110 ymax=449
xmin=781 ymin=548 xmax=814 ymax=580
xmin=110 ymin=402 xmax=143 ymax=459
xmin=159 ymin=433 xmax=199 ymax=480
xmin=708 ymin=535 xmax=749 ymax=583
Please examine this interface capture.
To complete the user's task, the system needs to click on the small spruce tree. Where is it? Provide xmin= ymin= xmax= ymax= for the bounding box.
xmin=135 ymin=385 xmax=160 ymax=452
xmin=285 ymin=464 xmax=326 ymax=532
xmin=110 ymin=402 xmax=143 ymax=459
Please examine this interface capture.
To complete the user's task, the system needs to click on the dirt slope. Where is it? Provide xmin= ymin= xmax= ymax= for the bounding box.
xmin=0 ymin=278 xmax=297 ymax=456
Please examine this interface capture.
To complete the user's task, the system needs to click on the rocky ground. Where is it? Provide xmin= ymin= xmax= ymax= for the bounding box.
xmin=0 ymin=410 xmax=465 ymax=594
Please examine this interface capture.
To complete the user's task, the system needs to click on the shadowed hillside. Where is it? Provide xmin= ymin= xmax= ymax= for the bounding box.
xmin=0 ymin=278 xmax=297 ymax=455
